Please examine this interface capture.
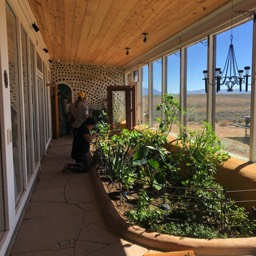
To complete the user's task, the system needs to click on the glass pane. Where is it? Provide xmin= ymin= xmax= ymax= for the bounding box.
xmin=30 ymin=41 xmax=39 ymax=165
xmin=0 ymin=117 xmax=5 ymax=233
xmin=45 ymin=67 xmax=50 ymax=140
xmin=21 ymin=27 xmax=33 ymax=178
xmin=38 ymin=77 xmax=45 ymax=157
xmin=36 ymin=53 xmax=43 ymax=72
xmin=216 ymin=21 xmax=252 ymax=159
xmin=133 ymin=70 xmax=138 ymax=82
xmin=112 ymin=91 xmax=126 ymax=129
xmin=152 ymin=59 xmax=162 ymax=127
xmin=167 ymin=51 xmax=180 ymax=95
xmin=167 ymin=51 xmax=180 ymax=134
xmin=186 ymin=41 xmax=207 ymax=131
xmin=141 ymin=65 xmax=149 ymax=125
xmin=6 ymin=4 xmax=24 ymax=200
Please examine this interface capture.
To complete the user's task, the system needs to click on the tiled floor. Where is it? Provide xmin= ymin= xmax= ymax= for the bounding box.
xmin=9 ymin=136 xmax=160 ymax=256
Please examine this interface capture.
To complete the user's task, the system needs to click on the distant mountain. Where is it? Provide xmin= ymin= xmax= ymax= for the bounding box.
xmin=216 ymin=89 xmax=250 ymax=94
xmin=143 ymin=87 xmax=250 ymax=95
xmin=187 ymin=89 xmax=205 ymax=94
xmin=142 ymin=87 xmax=161 ymax=95
xmin=153 ymin=89 xmax=161 ymax=95
xmin=187 ymin=89 xmax=250 ymax=94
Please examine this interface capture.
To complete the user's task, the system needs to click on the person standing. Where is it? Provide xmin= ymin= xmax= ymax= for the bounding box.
xmin=70 ymin=91 xmax=89 ymax=137
xmin=70 ymin=91 xmax=89 ymax=160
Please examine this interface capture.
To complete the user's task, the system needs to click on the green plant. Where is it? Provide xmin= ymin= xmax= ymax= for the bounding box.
xmin=91 ymin=109 xmax=108 ymax=124
xmin=156 ymin=94 xmax=181 ymax=134
xmin=125 ymin=190 xmax=164 ymax=229
xmin=95 ymin=94 xmax=256 ymax=239
xmin=172 ymin=122 xmax=230 ymax=185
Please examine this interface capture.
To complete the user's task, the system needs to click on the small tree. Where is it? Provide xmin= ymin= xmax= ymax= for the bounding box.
xmin=156 ymin=94 xmax=181 ymax=134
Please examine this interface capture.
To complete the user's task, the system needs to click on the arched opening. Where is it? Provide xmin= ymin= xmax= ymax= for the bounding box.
xmin=52 ymin=83 xmax=73 ymax=138
xmin=58 ymin=83 xmax=72 ymax=137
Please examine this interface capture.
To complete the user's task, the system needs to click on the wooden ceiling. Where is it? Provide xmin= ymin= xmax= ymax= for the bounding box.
xmin=28 ymin=0 xmax=232 ymax=67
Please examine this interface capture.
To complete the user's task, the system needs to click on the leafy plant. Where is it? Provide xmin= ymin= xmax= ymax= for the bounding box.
xmin=94 ymin=93 xmax=256 ymax=239
xmin=125 ymin=190 xmax=164 ymax=229
xmin=91 ymin=109 xmax=108 ymax=124
xmin=156 ymin=94 xmax=181 ymax=134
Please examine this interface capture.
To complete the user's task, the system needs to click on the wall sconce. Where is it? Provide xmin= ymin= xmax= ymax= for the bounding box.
xmin=32 ymin=22 xmax=39 ymax=32
xmin=142 ymin=32 xmax=148 ymax=43
xmin=125 ymin=47 xmax=130 ymax=55
xmin=43 ymin=48 xmax=48 ymax=53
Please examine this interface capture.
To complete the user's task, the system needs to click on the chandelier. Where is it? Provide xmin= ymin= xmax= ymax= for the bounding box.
xmin=203 ymin=34 xmax=250 ymax=93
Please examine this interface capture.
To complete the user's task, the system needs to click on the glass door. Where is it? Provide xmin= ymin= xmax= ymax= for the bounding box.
xmin=0 ymin=121 xmax=5 ymax=235
xmin=107 ymin=85 xmax=136 ymax=130
xmin=37 ymin=75 xmax=45 ymax=158
xmin=0 ymin=66 xmax=6 ymax=236
xmin=6 ymin=3 xmax=24 ymax=202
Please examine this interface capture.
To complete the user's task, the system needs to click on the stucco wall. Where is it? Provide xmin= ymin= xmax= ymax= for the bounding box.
xmin=216 ymin=157 xmax=256 ymax=213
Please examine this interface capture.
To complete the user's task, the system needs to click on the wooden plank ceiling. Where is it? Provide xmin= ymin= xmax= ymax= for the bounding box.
xmin=28 ymin=0 xmax=230 ymax=67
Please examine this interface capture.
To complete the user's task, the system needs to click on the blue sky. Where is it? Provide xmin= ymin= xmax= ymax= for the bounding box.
xmin=143 ymin=19 xmax=253 ymax=94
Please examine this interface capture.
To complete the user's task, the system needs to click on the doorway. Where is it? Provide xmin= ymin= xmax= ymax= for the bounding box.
xmin=107 ymin=84 xmax=136 ymax=130
xmin=58 ymin=84 xmax=72 ymax=136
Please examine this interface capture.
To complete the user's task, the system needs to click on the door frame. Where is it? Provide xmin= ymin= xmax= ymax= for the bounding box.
xmin=107 ymin=84 xmax=136 ymax=130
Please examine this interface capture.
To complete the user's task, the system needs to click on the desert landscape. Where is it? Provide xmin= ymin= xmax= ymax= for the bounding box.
xmin=149 ymin=93 xmax=251 ymax=159
xmin=114 ymin=92 xmax=251 ymax=159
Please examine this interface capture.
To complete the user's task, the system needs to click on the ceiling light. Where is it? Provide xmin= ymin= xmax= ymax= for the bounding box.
xmin=125 ymin=48 xmax=130 ymax=55
xmin=142 ymin=33 xmax=148 ymax=43
xmin=32 ymin=22 xmax=39 ymax=32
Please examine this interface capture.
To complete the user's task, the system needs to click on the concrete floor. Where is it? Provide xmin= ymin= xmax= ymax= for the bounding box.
xmin=9 ymin=136 xmax=160 ymax=256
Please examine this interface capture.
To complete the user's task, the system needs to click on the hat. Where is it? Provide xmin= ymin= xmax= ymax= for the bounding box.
xmin=78 ymin=91 xmax=86 ymax=99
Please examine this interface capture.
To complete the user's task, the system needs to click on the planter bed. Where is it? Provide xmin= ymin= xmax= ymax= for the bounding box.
xmin=89 ymin=165 xmax=256 ymax=256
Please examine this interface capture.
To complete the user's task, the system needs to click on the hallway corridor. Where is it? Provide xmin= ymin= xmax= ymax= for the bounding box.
xmin=9 ymin=136 xmax=158 ymax=256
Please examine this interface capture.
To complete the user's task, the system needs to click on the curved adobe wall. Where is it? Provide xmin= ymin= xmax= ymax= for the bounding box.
xmin=216 ymin=157 xmax=256 ymax=213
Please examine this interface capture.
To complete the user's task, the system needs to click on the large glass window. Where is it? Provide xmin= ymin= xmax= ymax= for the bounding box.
xmin=152 ymin=58 xmax=162 ymax=127
xmin=21 ymin=27 xmax=33 ymax=179
xmin=167 ymin=51 xmax=180 ymax=94
xmin=30 ymin=41 xmax=39 ymax=166
xmin=36 ymin=52 xmax=43 ymax=72
xmin=167 ymin=51 xmax=180 ymax=134
xmin=186 ymin=41 xmax=207 ymax=131
xmin=0 ymin=117 xmax=5 ymax=234
xmin=6 ymin=4 xmax=24 ymax=200
xmin=141 ymin=65 xmax=149 ymax=125
xmin=37 ymin=75 xmax=45 ymax=157
xmin=215 ymin=21 xmax=252 ymax=159
xmin=44 ymin=67 xmax=50 ymax=141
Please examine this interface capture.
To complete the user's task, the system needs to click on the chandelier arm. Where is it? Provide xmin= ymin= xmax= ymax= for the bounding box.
xmin=232 ymin=44 xmax=241 ymax=85
xmin=220 ymin=44 xmax=233 ymax=86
